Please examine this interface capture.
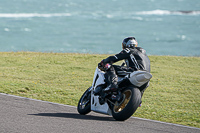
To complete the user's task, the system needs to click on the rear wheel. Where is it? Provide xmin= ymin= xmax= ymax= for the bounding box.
xmin=77 ymin=87 xmax=91 ymax=115
xmin=112 ymin=87 xmax=141 ymax=121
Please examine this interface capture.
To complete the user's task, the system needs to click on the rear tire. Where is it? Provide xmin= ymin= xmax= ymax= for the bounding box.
xmin=112 ymin=87 xmax=141 ymax=121
xmin=77 ymin=87 xmax=91 ymax=115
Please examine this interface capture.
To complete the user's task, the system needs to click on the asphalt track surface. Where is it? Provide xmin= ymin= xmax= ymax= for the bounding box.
xmin=0 ymin=93 xmax=199 ymax=133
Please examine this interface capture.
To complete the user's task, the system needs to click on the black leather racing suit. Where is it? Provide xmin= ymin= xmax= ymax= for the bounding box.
xmin=102 ymin=47 xmax=150 ymax=94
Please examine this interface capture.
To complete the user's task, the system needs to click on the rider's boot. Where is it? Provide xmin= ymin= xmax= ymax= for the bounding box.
xmin=103 ymin=65 xmax=118 ymax=93
xmin=104 ymin=84 xmax=118 ymax=92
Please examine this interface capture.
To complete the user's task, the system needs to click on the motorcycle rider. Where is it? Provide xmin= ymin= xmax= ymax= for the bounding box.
xmin=98 ymin=37 xmax=151 ymax=100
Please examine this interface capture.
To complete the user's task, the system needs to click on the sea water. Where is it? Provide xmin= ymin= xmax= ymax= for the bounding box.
xmin=0 ymin=0 xmax=200 ymax=56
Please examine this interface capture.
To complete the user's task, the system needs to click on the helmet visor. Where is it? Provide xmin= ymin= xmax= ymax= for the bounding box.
xmin=122 ymin=43 xmax=125 ymax=49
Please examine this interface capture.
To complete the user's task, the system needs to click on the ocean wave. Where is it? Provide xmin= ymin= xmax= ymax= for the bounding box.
xmin=0 ymin=10 xmax=199 ymax=19
xmin=136 ymin=10 xmax=200 ymax=15
xmin=0 ymin=13 xmax=71 ymax=18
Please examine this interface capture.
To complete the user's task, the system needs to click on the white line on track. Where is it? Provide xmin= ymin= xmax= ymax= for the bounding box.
xmin=1 ymin=93 xmax=200 ymax=130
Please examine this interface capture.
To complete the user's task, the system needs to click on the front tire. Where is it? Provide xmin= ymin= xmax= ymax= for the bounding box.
xmin=112 ymin=87 xmax=141 ymax=121
xmin=77 ymin=87 xmax=91 ymax=115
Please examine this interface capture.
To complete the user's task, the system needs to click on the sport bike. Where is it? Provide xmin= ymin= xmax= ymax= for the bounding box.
xmin=77 ymin=66 xmax=152 ymax=121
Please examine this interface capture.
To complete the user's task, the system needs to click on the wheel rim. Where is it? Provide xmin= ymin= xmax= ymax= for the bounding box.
xmin=113 ymin=90 xmax=132 ymax=113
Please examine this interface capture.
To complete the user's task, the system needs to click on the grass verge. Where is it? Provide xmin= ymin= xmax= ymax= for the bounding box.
xmin=0 ymin=52 xmax=199 ymax=128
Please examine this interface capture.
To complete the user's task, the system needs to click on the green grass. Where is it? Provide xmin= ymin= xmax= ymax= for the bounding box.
xmin=0 ymin=52 xmax=199 ymax=128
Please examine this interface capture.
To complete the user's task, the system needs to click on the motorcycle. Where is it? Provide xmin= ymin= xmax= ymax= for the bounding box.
xmin=77 ymin=66 xmax=152 ymax=121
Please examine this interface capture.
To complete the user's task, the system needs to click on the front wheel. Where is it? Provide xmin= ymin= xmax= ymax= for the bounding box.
xmin=112 ymin=87 xmax=141 ymax=121
xmin=77 ymin=87 xmax=91 ymax=115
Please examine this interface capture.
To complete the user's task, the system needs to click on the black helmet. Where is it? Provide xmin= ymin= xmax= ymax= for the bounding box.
xmin=122 ymin=37 xmax=138 ymax=49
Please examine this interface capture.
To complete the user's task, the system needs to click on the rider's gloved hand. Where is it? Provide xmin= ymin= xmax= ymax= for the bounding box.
xmin=98 ymin=60 xmax=111 ymax=71
xmin=98 ymin=60 xmax=105 ymax=71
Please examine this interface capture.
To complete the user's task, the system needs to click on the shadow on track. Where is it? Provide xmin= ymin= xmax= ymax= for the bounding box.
xmin=28 ymin=112 xmax=115 ymax=121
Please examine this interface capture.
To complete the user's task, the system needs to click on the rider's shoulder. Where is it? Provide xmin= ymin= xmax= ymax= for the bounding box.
xmin=135 ymin=47 xmax=146 ymax=54
xmin=120 ymin=48 xmax=131 ymax=54
xmin=119 ymin=47 xmax=146 ymax=55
